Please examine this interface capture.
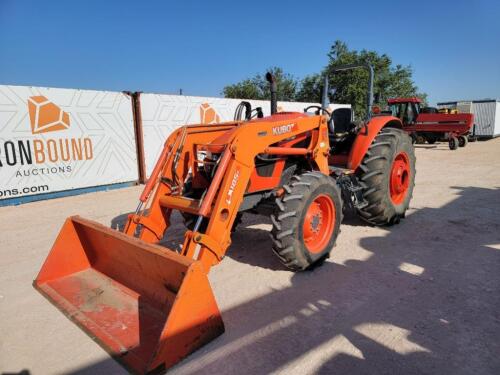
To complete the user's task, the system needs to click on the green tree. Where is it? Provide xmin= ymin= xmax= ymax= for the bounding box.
xmin=297 ymin=40 xmax=427 ymax=119
xmin=222 ymin=67 xmax=298 ymax=101
xmin=294 ymin=73 xmax=323 ymax=103
xmin=223 ymin=41 xmax=426 ymax=120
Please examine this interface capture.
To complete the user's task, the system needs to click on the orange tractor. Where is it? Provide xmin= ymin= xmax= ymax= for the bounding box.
xmin=34 ymin=65 xmax=416 ymax=374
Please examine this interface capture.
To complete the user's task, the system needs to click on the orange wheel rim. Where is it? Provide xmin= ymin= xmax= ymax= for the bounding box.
xmin=302 ymin=194 xmax=335 ymax=253
xmin=390 ymin=152 xmax=410 ymax=205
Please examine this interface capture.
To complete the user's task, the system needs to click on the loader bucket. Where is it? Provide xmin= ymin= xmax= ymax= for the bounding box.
xmin=34 ymin=216 xmax=224 ymax=374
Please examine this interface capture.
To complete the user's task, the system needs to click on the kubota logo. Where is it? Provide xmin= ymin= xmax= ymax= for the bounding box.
xmin=226 ymin=167 xmax=240 ymax=205
xmin=28 ymin=96 xmax=70 ymax=134
xmin=200 ymin=103 xmax=221 ymax=124
xmin=272 ymin=123 xmax=297 ymax=136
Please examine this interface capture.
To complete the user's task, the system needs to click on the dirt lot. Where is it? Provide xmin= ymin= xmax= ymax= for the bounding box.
xmin=1 ymin=139 xmax=499 ymax=375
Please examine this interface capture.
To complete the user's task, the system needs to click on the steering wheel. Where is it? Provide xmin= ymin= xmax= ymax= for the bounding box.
xmin=304 ymin=105 xmax=331 ymax=116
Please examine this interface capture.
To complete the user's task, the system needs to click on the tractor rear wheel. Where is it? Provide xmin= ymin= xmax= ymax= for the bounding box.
xmin=270 ymin=172 xmax=342 ymax=271
xmin=357 ymin=127 xmax=415 ymax=226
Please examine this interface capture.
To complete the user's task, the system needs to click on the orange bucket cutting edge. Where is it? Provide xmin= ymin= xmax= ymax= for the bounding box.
xmin=33 ymin=216 xmax=224 ymax=374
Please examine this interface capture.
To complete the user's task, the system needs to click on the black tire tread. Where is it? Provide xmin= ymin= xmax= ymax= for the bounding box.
xmin=356 ymin=127 xmax=416 ymax=226
xmin=270 ymin=172 xmax=343 ymax=271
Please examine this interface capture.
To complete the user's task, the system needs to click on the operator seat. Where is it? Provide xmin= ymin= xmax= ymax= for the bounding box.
xmin=329 ymin=107 xmax=353 ymax=136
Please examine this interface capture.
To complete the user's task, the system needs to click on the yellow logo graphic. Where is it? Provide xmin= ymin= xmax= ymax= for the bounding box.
xmin=199 ymin=103 xmax=220 ymax=124
xmin=28 ymin=96 xmax=70 ymax=134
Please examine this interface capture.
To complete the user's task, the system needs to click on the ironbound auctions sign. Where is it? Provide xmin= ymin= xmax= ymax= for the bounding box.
xmin=0 ymin=85 xmax=138 ymax=201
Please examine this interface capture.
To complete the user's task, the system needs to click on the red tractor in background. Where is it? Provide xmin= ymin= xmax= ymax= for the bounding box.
xmin=386 ymin=97 xmax=474 ymax=150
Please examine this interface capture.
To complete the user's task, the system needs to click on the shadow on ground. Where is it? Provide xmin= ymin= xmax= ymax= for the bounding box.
xmin=67 ymin=186 xmax=500 ymax=374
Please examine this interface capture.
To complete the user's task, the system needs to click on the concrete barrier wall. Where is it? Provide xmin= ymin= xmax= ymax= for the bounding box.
xmin=0 ymin=85 xmax=138 ymax=204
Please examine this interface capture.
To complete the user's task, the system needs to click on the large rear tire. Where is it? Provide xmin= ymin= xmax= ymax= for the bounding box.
xmin=270 ymin=172 xmax=342 ymax=271
xmin=357 ymin=127 xmax=415 ymax=226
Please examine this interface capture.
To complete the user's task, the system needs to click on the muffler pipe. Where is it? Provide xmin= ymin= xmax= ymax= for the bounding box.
xmin=266 ymin=72 xmax=278 ymax=115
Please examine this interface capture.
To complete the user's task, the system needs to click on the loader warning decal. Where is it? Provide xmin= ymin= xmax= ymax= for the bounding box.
xmin=0 ymin=86 xmax=137 ymax=202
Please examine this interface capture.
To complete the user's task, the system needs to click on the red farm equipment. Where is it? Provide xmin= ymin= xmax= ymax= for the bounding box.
xmin=386 ymin=97 xmax=474 ymax=150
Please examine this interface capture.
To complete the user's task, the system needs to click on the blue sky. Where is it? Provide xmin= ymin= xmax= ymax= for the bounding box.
xmin=0 ymin=0 xmax=498 ymax=104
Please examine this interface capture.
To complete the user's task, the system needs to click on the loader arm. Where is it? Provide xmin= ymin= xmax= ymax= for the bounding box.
xmin=125 ymin=113 xmax=330 ymax=271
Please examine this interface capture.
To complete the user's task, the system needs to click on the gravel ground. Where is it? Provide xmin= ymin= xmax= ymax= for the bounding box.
xmin=1 ymin=139 xmax=499 ymax=375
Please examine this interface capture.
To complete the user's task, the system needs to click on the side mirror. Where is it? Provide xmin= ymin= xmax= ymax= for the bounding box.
xmin=374 ymin=92 xmax=381 ymax=103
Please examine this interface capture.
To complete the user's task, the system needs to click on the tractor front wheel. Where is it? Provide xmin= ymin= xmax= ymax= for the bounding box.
xmin=270 ymin=172 xmax=342 ymax=271
xmin=357 ymin=127 xmax=416 ymax=226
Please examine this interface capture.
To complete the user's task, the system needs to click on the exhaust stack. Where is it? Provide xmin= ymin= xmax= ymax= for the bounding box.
xmin=266 ymin=72 xmax=278 ymax=115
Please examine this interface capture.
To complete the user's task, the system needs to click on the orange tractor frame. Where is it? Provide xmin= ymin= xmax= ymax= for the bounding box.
xmin=34 ymin=65 xmax=416 ymax=374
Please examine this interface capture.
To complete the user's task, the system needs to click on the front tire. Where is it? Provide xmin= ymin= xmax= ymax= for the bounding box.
xmin=270 ymin=172 xmax=342 ymax=271
xmin=357 ymin=127 xmax=416 ymax=226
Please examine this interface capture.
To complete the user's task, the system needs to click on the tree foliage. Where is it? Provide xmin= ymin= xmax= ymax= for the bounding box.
xmin=223 ymin=41 xmax=427 ymax=120
xmin=223 ymin=67 xmax=298 ymax=101
xmin=298 ymin=41 xmax=427 ymax=119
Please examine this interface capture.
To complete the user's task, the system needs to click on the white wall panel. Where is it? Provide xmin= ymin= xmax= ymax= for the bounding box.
xmin=0 ymin=85 xmax=138 ymax=201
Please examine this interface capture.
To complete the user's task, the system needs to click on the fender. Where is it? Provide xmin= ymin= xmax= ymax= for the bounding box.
xmin=347 ymin=116 xmax=402 ymax=170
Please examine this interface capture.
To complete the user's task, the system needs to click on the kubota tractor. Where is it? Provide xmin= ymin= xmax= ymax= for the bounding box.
xmin=34 ymin=64 xmax=416 ymax=374
xmin=387 ymin=97 xmax=474 ymax=150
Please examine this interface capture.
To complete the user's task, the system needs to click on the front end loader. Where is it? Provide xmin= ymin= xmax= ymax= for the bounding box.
xmin=34 ymin=66 xmax=415 ymax=374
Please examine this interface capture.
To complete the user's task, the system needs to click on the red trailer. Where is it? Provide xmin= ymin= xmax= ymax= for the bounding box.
xmin=387 ymin=97 xmax=474 ymax=150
